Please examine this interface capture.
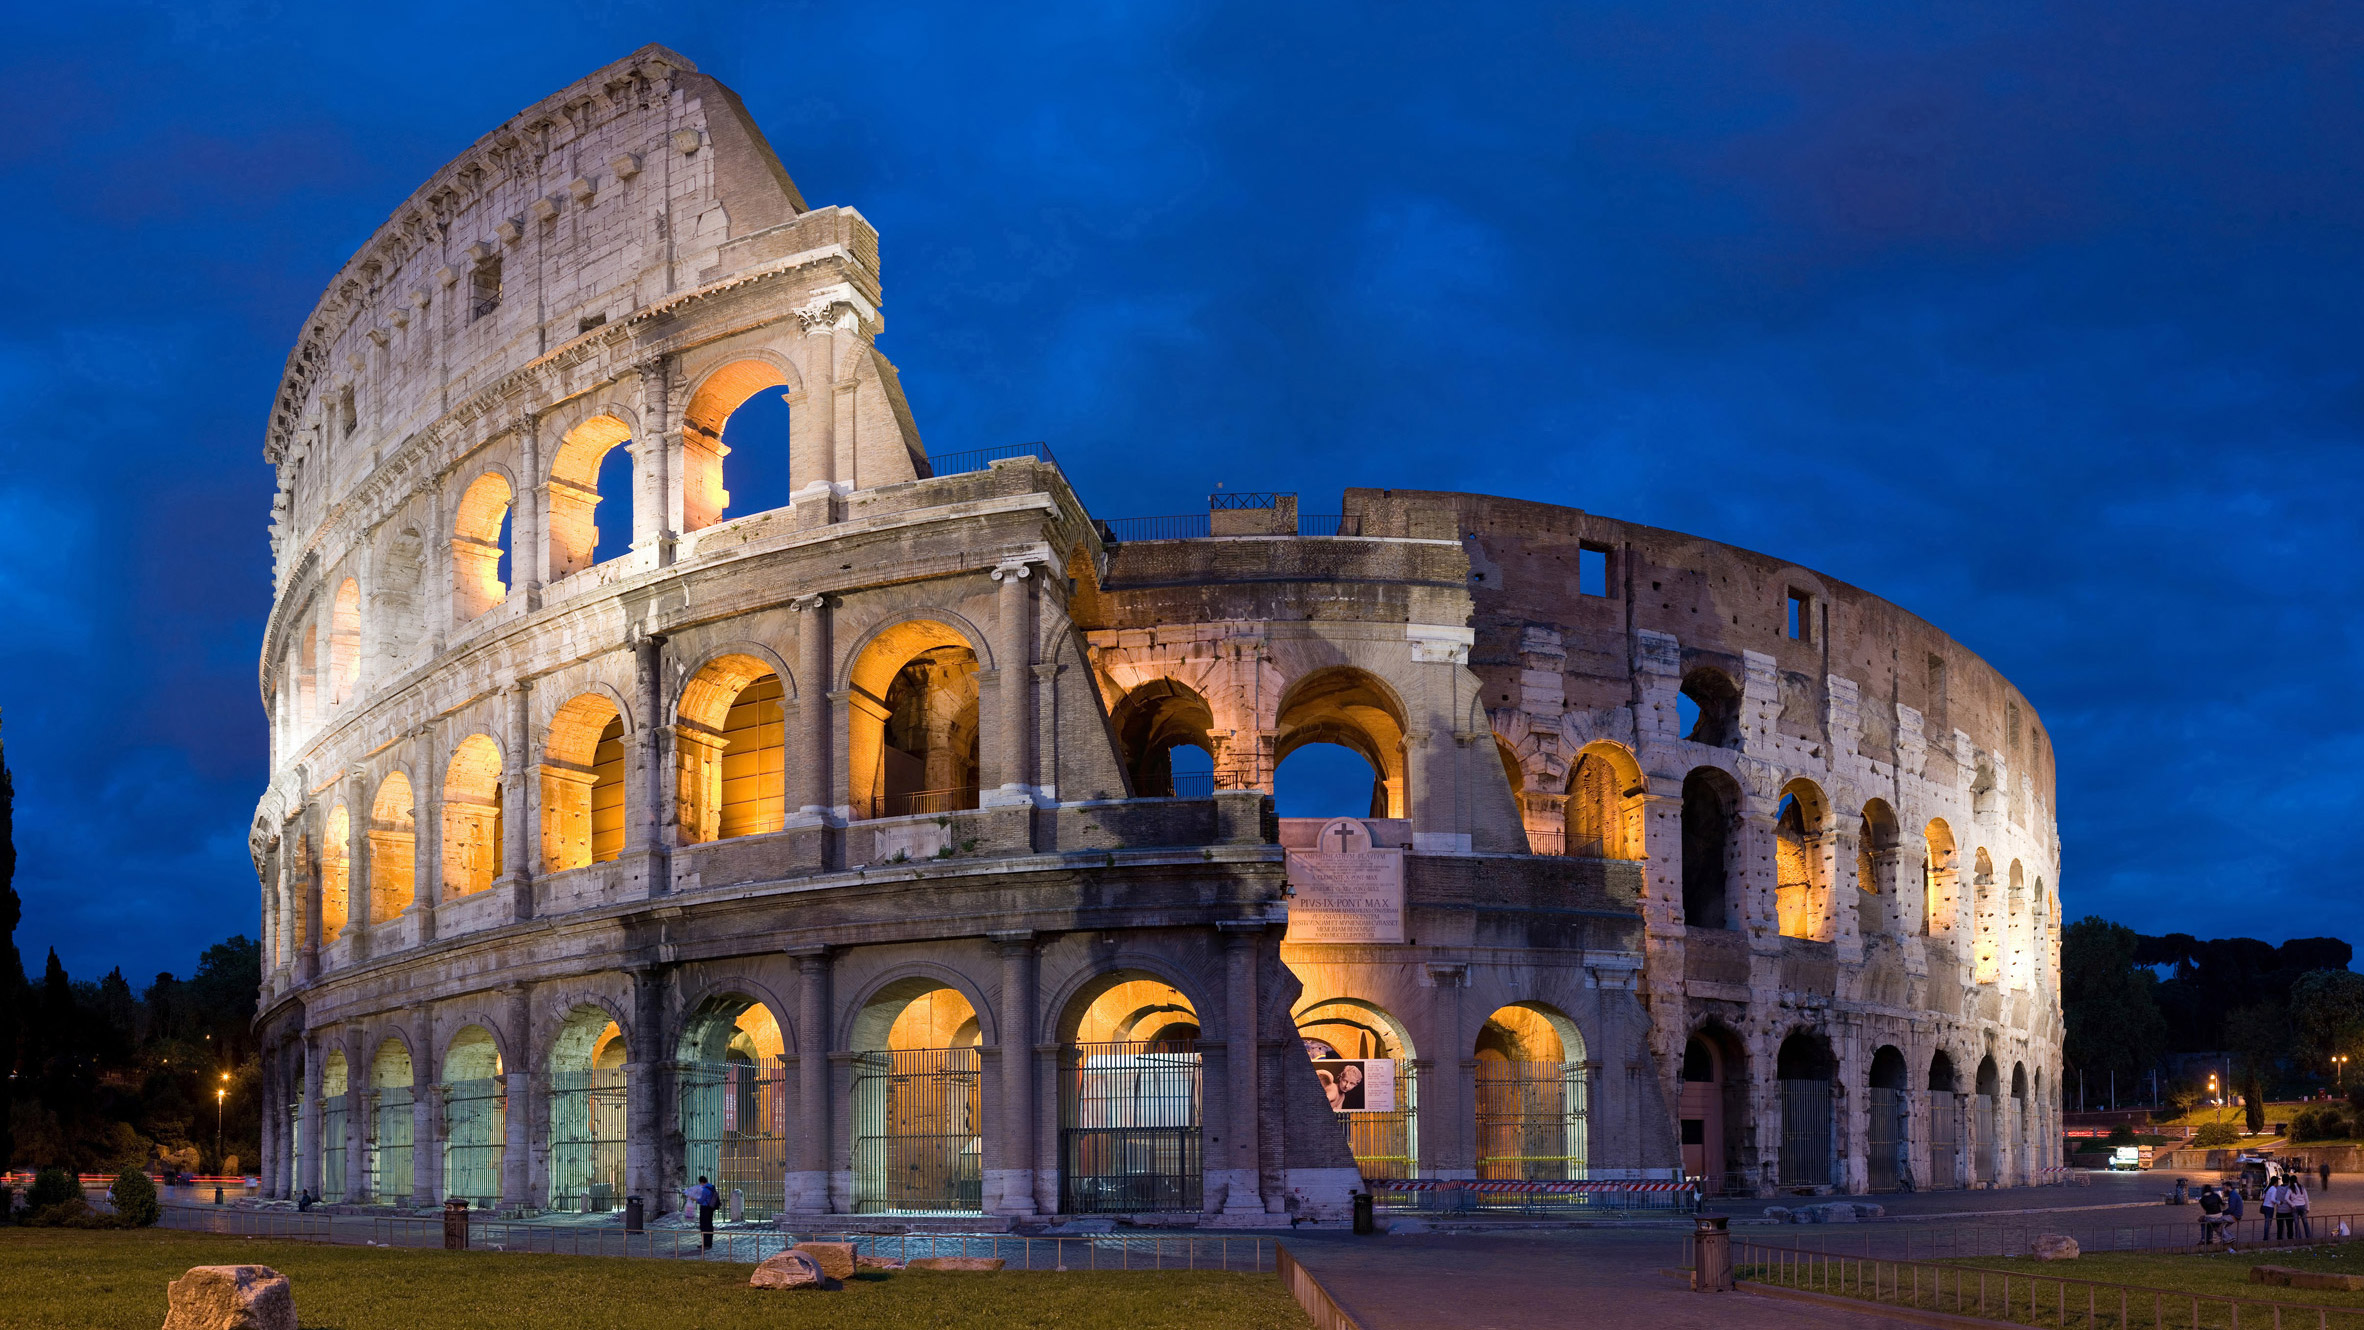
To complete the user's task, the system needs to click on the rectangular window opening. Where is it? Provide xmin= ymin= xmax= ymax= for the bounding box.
xmin=470 ymin=259 xmax=503 ymax=322
xmin=1578 ymin=543 xmax=1611 ymax=598
xmin=1786 ymin=588 xmax=1812 ymax=643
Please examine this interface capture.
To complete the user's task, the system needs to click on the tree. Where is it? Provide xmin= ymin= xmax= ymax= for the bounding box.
xmin=2062 ymin=917 xmax=2169 ymax=1087
xmin=0 ymin=709 xmax=16 ymax=1174
xmin=2225 ymin=1001 xmax=2289 ymax=1133
xmin=2291 ymin=969 xmax=2364 ymax=1073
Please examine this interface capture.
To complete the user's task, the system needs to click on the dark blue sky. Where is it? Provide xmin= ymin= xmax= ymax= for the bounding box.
xmin=4 ymin=3 xmax=2359 ymax=982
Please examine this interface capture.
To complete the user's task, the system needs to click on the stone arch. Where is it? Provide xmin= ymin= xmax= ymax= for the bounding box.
xmin=1973 ymin=1054 xmax=2002 ymax=1184
xmin=1475 ymin=1001 xmax=1588 ymax=1180
xmin=367 ymin=771 xmax=417 ymax=924
xmin=844 ymin=617 xmax=985 ymax=821
xmin=681 ymin=355 xmax=803 ymax=532
xmin=1867 ymin=1043 xmax=1910 ymax=1190
xmin=441 ymin=733 xmax=504 ymax=897
xmin=1856 ymin=798 xmax=1902 ymax=937
xmin=1775 ymin=1028 xmax=1838 ymax=1187
xmin=674 ymin=649 xmax=793 ymax=844
xmin=674 ymin=983 xmax=793 ymax=1216
xmin=321 ymin=803 xmax=351 ymax=947
xmin=547 ymin=1002 xmax=629 ymax=1211
xmin=328 ymin=577 xmax=361 ymax=706
xmin=1044 ymin=956 xmax=1222 ymax=1046
xmin=1681 ymin=766 xmax=1743 ymax=930
xmin=1922 ymin=818 xmax=1959 ymax=936
xmin=848 ymin=972 xmax=987 ymax=1214
xmin=440 ymin=1022 xmax=506 ymax=1207
xmin=1274 ymin=666 xmax=1409 ymax=819
xmin=842 ymin=964 xmax=999 ymax=1052
xmin=542 ymin=690 xmax=629 ymax=872
xmin=1565 ymin=740 xmax=1644 ymax=860
xmin=1680 ymin=1020 xmax=1748 ymax=1195
xmin=439 ymin=1020 xmax=510 ymax=1081
xmin=452 ymin=470 xmax=514 ymax=623
xmin=1678 ymin=665 xmax=1742 ymax=747
xmin=1109 ymin=677 xmax=1218 ymax=798
xmin=1053 ymin=967 xmax=1206 ymax=1213
xmin=546 ymin=411 xmax=637 ymax=579
xmin=1774 ymin=778 xmax=1832 ymax=940
xmin=1294 ymin=996 xmax=1418 ymax=1178
xmin=674 ymin=979 xmax=796 ymax=1060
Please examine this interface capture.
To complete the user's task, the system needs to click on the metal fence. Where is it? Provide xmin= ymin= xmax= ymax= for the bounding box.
xmin=1345 ymin=1062 xmax=1418 ymax=1180
xmin=919 ymin=442 xmax=1058 ymax=478
xmin=443 ymin=1077 xmax=505 ymax=1209
xmin=1094 ymin=512 xmax=1365 ymax=543
xmin=1728 ymin=1236 xmax=2364 ymax=1330
xmin=852 ymin=1047 xmax=983 ymax=1214
xmin=1717 ymin=1205 xmax=2364 ymax=1265
xmin=546 ymin=1069 xmax=627 ymax=1211
xmin=1475 ymin=1060 xmax=1587 ymax=1180
xmin=1779 ymin=1079 xmax=1834 ymax=1187
xmin=1373 ymin=1177 xmax=1697 ymax=1215
xmin=679 ymin=1059 xmax=790 ymax=1218
xmin=1867 ymin=1086 xmax=1903 ymax=1192
xmin=1296 ymin=514 xmax=1362 ymax=537
xmin=1062 ymin=1040 xmax=1203 ymax=1214
xmin=158 ymin=1203 xmax=1273 ymax=1272
xmin=1931 ymin=1090 xmax=1961 ymax=1188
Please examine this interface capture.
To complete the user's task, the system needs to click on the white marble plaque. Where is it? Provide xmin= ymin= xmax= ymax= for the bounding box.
xmin=1285 ymin=817 xmax=1405 ymax=944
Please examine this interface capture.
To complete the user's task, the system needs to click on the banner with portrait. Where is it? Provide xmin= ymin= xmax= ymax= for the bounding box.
xmin=1310 ymin=1057 xmax=1397 ymax=1113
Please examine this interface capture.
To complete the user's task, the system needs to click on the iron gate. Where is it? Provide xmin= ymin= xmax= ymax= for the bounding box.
xmin=680 ymin=1059 xmax=790 ymax=1216
xmin=321 ymin=1093 xmax=347 ymax=1203
xmin=853 ymin=1047 xmax=982 ymax=1213
xmin=547 ymin=1069 xmax=627 ymax=1211
xmin=1866 ymin=1087 xmax=1903 ymax=1191
xmin=442 ymin=1077 xmax=505 ymax=1208
xmin=1061 ymin=1040 xmax=1202 ymax=1213
xmin=1475 ymin=1060 xmax=1588 ymax=1180
xmin=1778 ymin=1078 xmax=1833 ymax=1187
xmin=1347 ymin=1061 xmax=1418 ymax=1180
xmin=372 ymin=1087 xmax=414 ymax=1203
xmin=1973 ymin=1093 xmax=1997 ymax=1184
xmin=1928 ymin=1091 xmax=1959 ymax=1188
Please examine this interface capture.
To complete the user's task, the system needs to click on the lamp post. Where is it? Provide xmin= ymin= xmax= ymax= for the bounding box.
xmin=2337 ymin=1056 xmax=2349 ymax=1092
xmin=216 ymin=1073 xmax=230 ymax=1170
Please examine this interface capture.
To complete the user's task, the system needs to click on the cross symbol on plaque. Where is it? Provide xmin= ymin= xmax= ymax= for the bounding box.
xmin=1326 ymin=822 xmax=1356 ymax=854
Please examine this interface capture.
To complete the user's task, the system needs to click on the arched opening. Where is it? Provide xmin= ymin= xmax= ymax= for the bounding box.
xmin=548 ymin=1005 xmax=628 ymax=1211
xmin=1565 ymin=743 xmax=1643 ymax=860
xmin=1776 ymin=1030 xmax=1837 ymax=1187
xmin=1867 ymin=1045 xmax=1909 ymax=1192
xmin=676 ymin=655 xmax=788 ymax=844
xmin=1681 ymin=1024 xmax=1747 ymax=1196
xmin=1972 ymin=849 xmax=1998 ymax=983
xmin=296 ymin=622 xmax=319 ymax=730
xmin=2011 ymin=1061 xmax=2030 ymax=1178
xmin=682 ymin=359 xmax=795 ymax=533
xmin=1059 ymin=974 xmax=1202 ymax=1213
xmin=1108 ymin=679 xmax=1217 ymax=798
xmin=441 ymin=735 xmax=504 ymax=897
xmin=1275 ymin=743 xmax=1384 ymax=818
xmin=851 ymin=982 xmax=983 ymax=1214
xmin=375 ymin=527 xmax=426 ymax=676
xmin=1928 ymin=1051 xmax=1960 ymax=1189
xmin=542 ymin=694 xmax=626 ymax=873
xmin=848 ymin=622 xmax=980 ymax=820
xmin=1973 ymin=1055 xmax=2001 ymax=1185
xmin=719 ymin=380 xmax=795 ymax=520
xmin=1296 ymin=999 xmax=1417 ymax=1179
xmin=1923 ymin=819 xmax=1958 ymax=937
xmin=1857 ymin=799 xmax=1900 ymax=938
xmin=1475 ymin=1003 xmax=1588 ymax=1182
xmin=1681 ymin=767 xmax=1741 ymax=930
xmin=1774 ymin=780 xmax=1830 ymax=940
xmin=546 ymin=414 xmax=636 ymax=578
xmin=369 ymin=1039 xmax=414 ymax=1204
xmin=1677 ymin=667 xmax=1741 ymax=747
xmin=677 ymin=995 xmax=789 ymax=1217
xmin=321 ymin=805 xmax=351 ymax=948
xmin=321 ymin=1048 xmax=350 ymax=1203
xmin=441 ymin=1025 xmax=505 ymax=1209
xmin=2007 ymin=860 xmax=2027 ymax=988
xmin=1275 ymin=668 xmax=1407 ymax=818
xmin=367 ymin=773 xmax=416 ymax=926
xmin=329 ymin=578 xmax=361 ymax=706
xmin=452 ymin=472 xmax=513 ymax=623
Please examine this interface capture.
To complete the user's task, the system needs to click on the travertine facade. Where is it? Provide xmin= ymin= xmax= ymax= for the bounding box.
xmin=250 ymin=47 xmax=2061 ymax=1222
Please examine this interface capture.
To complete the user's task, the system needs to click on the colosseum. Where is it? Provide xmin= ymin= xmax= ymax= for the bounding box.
xmin=248 ymin=46 xmax=2063 ymax=1225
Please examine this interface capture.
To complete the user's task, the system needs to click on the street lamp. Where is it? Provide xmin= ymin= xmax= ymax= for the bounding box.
xmin=2338 ymin=1056 xmax=2350 ymax=1092
xmin=216 ymin=1073 xmax=230 ymax=1171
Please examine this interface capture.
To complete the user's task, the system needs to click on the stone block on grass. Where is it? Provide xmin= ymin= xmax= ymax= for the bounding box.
xmin=162 ymin=1265 xmax=296 ymax=1330
xmin=793 ymin=1242 xmax=857 ymax=1280
xmin=906 ymin=1256 xmax=1006 ymax=1271
xmin=2033 ymin=1235 xmax=2080 ymax=1261
xmin=750 ymin=1251 xmax=838 ymax=1291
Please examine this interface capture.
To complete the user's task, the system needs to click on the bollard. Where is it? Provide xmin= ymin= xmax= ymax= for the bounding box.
xmin=443 ymin=1197 xmax=470 ymax=1250
xmin=1692 ymin=1214 xmax=1733 ymax=1292
xmin=730 ymin=1188 xmax=745 ymax=1224
xmin=625 ymin=1195 xmax=644 ymax=1233
xmin=214 ymin=1185 xmax=224 ymax=1206
xmin=1352 ymin=1191 xmax=1375 ymax=1235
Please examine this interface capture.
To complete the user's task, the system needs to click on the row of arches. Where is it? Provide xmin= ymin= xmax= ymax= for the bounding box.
xmin=1681 ymin=1026 xmax=2049 ymax=1194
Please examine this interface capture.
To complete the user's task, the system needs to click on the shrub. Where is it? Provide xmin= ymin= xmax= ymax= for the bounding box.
xmin=2191 ymin=1122 xmax=2242 ymax=1147
xmin=108 ymin=1167 xmax=159 ymax=1227
xmin=2291 ymin=1106 xmax=2354 ymax=1142
xmin=2107 ymin=1125 xmax=2137 ymax=1146
xmin=26 ymin=1168 xmax=78 ymax=1211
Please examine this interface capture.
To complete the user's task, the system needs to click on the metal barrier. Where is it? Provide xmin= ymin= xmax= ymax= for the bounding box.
xmin=1710 ymin=1207 xmax=2364 ymax=1265
xmin=921 ymin=442 xmax=1058 ymax=478
xmin=1372 ymin=1177 xmax=1697 ymax=1215
xmin=1278 ymin=1244 xmax=1364 ymax=1330
xmin=1099 ymin=514 xmax=1211 ymax=543
xmin=160 ymin=1203 xmax=1271 ymax=1271
xmin=1296 ymin=514 xmax=1362 ymax=537
xmin=1728 ymin=1236 xmax=2364 ymax=1329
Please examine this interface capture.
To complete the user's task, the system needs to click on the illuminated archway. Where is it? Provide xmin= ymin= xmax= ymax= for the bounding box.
xmin=452 ymin=472 xmax=513 ymax=623
xmin=546 ymin=414 xmax=635 ymax=578
xmin=328 ymin=578 xmax=361 ymax=706
xmin=1109 ymin=678 xmax=1217 ymax=798
xmin=850 ymin=981 xmax=983 ymax=1214
xmin=367 ymin=772 xmax=416 ymax=924
xmin=847 ymin=621 xmax=980 ymax=820
xmin=1275 ymin=667 xmax=1407 ymax=818
xmin=441 ymin=735 xmax=504 ymax=897
xmin=1773 ymin=779 xmax=1832 ymax=940
xmin=441 ymin=1025 xmax=505 ymax=1208
xmin=1923 ymin=819 xmax=1959 ymax=936
xmin=681 ymin=358 xmax=796 ymax=532
xmin=1857 ymin=799 xmax=1900 ymax=937
xmin=1296 ymin=998 xmax=1416 ymax=1179
xmin=676 ymin=654 xmax=787 ymax=843
xmin=542 ymin=694 xmax=626 ymax=872
xmin=321 ymin=805 xmax=351 ymax=947
xmin=1059 ymin=973 xmax=1203 ymax=1213
xmin=1565 ymin=742 xmax=1643 ymax=860
xmin=677 ymin=993 xmax=789 ymax=1216
xmin=547 ymin=1005 xmax=627 ymax=1211
xmin=1474 ymin=1003 xmax=1587 ymax=1182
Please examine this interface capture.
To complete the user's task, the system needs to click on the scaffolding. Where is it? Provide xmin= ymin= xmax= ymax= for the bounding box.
xmin=1061 ymin=1040 xmax=1202 ymax=1214
xmin=548 ymin=1069 xmax=627 ymax=1211
xmin=679 ymin=1058 xmax=789 ymax=1217
xmin=853 ymin=1047 xmax=982 ymax=1214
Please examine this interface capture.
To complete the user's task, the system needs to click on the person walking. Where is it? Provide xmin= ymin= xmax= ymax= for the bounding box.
xmin=688 ymin=1175 xmax=720 ymax=1251
xmin=2322 ymin=1160 xmax=2333 ymax=1195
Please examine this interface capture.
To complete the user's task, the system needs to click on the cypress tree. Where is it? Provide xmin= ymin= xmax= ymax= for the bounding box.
xmin=0 ymin=711 xmax=18 ymax=1172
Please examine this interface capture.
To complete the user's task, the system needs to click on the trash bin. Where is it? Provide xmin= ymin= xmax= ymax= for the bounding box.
xmin=625 ymin=1195 xmax=644 ymax=1233
xmin=1692 ymin=1214 xmax=1733 ymax=1292
xmin=1352 ymin=1191 xmax=1375 ymax=1235
xmin=443 ymin=1198 xmax=470 ymax=1250
xmin=213 ymin=1185 xmax=224 ymax=1206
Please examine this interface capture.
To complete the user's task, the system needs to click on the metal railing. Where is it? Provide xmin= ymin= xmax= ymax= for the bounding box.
xmin=1296 ymin=514 xmax=1362 ymax=537
xmin=1278 ymin=1244 xmax=1364 ymax=1330
xmin=1374 ymin=1177 xmax=1696 ymax=1215
xmin=1095 ymin=512 xmax=1363 ymax=543
xmin=161 ymin=1204 xmax=1272 ymax=1271
xmin=1711 ymin=1206 xmax=2364 ymax=1264
xmin=1208 ymin=491 xmax=1291 ymax=510
xmin=1729 ymin=1236 xmax=2364 ymax=1329
xmin=920 ymin=442 xmax=1058 ymax=478
xmin=862 ymin=787 xmax=980 ymax=821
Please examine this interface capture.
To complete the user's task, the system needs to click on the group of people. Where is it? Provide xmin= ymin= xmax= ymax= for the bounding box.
xmin=2196 ymin=1165 xmax=2323 ymax=1244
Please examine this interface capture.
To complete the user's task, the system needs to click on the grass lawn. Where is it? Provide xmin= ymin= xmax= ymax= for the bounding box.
xmin=0 ymin=1228 xmax=1312 ymax=1330
xmin=1950 ymin=1246 xmax=2364 ymax=1311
